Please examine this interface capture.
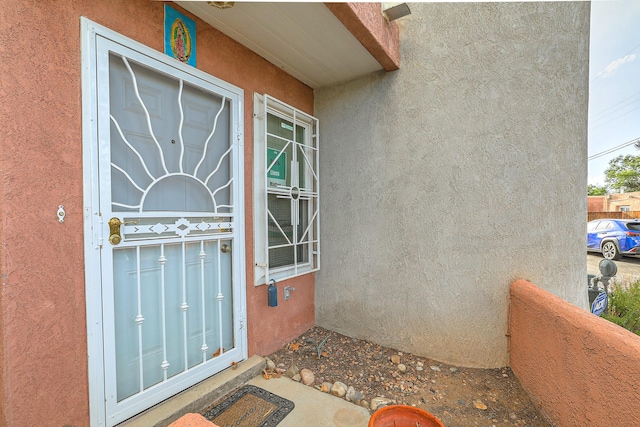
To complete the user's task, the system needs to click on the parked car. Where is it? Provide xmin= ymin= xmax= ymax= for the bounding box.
xmin=587 ymin=219 xmax=640 ymax=259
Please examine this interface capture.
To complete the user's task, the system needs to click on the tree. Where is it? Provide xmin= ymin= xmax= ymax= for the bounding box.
xmin=604 ymin=155 xmax=640 ymax=192
xmin=588 ymin=184 xmax=607 ymax=196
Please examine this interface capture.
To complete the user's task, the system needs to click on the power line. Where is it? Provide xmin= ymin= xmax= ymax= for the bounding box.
xmin=590 ymin=89 xmax=640 ymax=120
xmin=588 ymin=137 xmax=640 ymax=161
xmin=589 ymin=103 xmax=640 ymax=131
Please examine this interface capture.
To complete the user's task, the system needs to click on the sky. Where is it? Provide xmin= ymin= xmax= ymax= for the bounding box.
xmin=588 ymin=0 xmax=640 ymax=187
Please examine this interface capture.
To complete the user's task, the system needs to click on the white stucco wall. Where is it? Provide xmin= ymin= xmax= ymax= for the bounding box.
xmin=314 ymin=2 xmax=590 ymax=368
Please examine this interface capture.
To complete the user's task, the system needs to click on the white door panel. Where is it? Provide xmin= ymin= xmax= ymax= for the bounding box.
xmin=84 ymin=26 xmax=245 ymax=426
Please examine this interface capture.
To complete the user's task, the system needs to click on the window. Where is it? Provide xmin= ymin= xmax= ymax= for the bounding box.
xmin=596 ymin=221 xmax=613 ymax=231
xmin=627 ymin=222 xmax=640 ymax=231
xmin=619 ymin=205 xmax=631 ymax=212
xmin=254 ymin=94 xmax=319 ymax=285
xmin=587 ymin=221 xmax=600 ymax=232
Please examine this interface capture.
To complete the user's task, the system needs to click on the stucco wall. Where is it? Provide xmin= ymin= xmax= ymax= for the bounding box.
xmin=510 ymin=280 xmax=640 ymax=426
xmin=0 ymin=1 xmax=314 ymax=425
xmin=314 ymin=2 xmax=590 ymax=368
xmin=603 ymin=191 xmax=640 ymax=212
xmin=587 ymin=196 xmax=605 ymax=212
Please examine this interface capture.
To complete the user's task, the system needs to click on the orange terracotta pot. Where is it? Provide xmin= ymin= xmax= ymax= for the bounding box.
xmin=369 ymin=405 xmax=445 ymax=427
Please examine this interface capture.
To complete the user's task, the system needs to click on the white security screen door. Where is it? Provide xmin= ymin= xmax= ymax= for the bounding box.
xmin=83 ymin=20 xmax=246 ymax=427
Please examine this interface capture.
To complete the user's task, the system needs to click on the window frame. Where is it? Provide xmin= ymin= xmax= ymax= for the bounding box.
xmin=253 ymin=94 xmax=320 ymax=286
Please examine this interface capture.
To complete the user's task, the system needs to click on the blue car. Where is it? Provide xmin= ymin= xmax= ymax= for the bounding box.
xmin=587 ymin=219 xmax=640 ymax=259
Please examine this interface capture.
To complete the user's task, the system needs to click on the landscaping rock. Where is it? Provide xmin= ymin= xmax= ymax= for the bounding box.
xmin=320 ymin=382 xmax=333 ymax=393
xmin=286 ymin=365 xmax=300 ymax=378
xmin=473 ymin=400 xmax=488 ymax=410
xmin=345 ymin=385 xmax=355 ymax=401
xmin=267 ymin=325 xmax=551 ymax=427
xmin=265 ymin=358 xmax=276 ymax=370
xmin=390 ymin=355 xmax=401 ymax=365
xmin=331 ymin=381 xmax=347 ymax=398
xmin=370 ymin=397 xmax=393 ymax=410
xmin=346 ymin=387 xmax=364 ymax=403
xmin=300 ymin=368 xmax=315 ymax=385
xmin=397 ymin=363 xmax=407 ymax=373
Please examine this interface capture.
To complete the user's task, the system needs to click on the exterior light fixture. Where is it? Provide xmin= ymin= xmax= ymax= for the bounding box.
xmin=383 ymin=3 xmax=411 ymax=22
xmin=208 ymin=2 xmax=235 ymax=10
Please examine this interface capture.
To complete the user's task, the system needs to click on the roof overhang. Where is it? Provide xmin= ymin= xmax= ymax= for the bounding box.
xmin=174 ymin=2 xmax=400 ymax=89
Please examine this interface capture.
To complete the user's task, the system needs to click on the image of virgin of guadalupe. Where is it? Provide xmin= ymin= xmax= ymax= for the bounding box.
xmin=171 ymin=19 xmax=191 ymax=63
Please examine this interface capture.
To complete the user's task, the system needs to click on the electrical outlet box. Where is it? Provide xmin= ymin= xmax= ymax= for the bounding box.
xmin=284 ymin=286 xmax=294 ymax=300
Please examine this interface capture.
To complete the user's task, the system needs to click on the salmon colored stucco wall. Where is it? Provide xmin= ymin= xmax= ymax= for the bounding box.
xmin=587 ymin=195 xmax=604 ymax=212
xmin=1 ymin=1 xmax=314 ymax=425
xmin=509 ymin=280 xmax=640 ymax=426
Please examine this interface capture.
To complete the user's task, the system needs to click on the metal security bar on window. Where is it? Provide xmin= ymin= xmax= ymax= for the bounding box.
xmin=254 ymin=94 xmax=320 ymax=285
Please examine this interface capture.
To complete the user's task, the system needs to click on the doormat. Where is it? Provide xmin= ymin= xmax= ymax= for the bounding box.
xmin=202 ymin=385 xmax=294 ymax=427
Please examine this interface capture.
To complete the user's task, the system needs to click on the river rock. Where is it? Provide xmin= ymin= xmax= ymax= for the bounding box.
xmin=473 ymin=400 xmax=488 ymax=410
xmin=265 ymin=358 xmax=276 ymax=370
xmin=321 ymin=382 xmax=333 ymax=393
xmin=286 ymin=365 xmax=300 ymax=378
xmin=390 ymin=355 xmax=401 ymax=364
xmin=370 ymin=397 xmax=393 ymax=410
xmin=345 ymin=385 xmax=355 ymax=401
xmin=345 ymin=386 xmax=364 ymax=402
xmin=331 ymin=381 xmax=347 ymax=398
xmin=397 ymin=363 xmax=407 ymax=372
xmin=300 ymin=368 xmax=315 ymax=385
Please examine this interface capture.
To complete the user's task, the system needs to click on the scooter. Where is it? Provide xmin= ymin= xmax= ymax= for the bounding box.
xmin=588 ymin=259 xmax=616 ymax=316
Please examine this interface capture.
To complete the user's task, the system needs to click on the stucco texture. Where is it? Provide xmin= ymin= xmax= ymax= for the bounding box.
xmin=314 ymin=2 xmax=590 ymax=368
xmin=0 ymin=1 xmax=314 ymax=425
xmin=510 ymin=280 xmax=640 ymax=426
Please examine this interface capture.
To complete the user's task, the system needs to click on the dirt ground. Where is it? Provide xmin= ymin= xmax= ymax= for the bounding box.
xmin=267 ymin=326 xmax=550 ymax=427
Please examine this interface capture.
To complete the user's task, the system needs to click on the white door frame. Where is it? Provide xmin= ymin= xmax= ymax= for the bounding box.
xmin=81 ymin=18 xmax=247 ymax=426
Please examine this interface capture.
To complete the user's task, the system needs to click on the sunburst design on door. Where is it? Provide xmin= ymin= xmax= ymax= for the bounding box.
xmin=109 ymin=55 xmax=233 ymax=214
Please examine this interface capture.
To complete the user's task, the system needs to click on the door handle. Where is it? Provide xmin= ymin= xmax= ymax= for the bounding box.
xmin=108 ymin=217 xmax=137 ymax=245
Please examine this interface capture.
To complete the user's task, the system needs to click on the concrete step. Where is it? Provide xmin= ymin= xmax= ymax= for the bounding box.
xmin=119 ymin=355 xmax=265 ymax=427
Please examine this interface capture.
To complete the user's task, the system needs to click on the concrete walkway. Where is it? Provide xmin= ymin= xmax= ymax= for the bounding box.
xmin=124 ymin=356 xmax=370 ymax=427
xmin=248 ymin=375 xmax=370 ymax=427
